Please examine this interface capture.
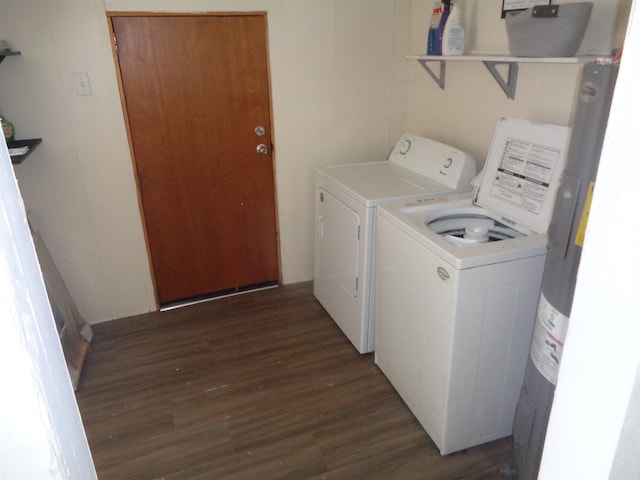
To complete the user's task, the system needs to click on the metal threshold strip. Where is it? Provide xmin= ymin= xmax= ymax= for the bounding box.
xmin=160 ymin=281 xmax=279 ymax=311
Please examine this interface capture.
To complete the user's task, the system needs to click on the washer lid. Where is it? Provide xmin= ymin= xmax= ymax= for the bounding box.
xmin=475 ymin=118 xmax=571 ymax=234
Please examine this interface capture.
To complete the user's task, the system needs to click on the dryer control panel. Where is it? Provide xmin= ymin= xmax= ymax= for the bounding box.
xmin=388 ymin=134 xmax=476 ymax=191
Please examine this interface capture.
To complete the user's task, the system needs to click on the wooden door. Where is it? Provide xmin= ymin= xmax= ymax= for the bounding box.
xmin=111 ymin=14 xmax=279 ymax=305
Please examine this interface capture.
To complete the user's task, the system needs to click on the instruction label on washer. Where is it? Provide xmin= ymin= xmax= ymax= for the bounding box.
xmin=530 ymin=293 xmax=570 ymax=385
xmin=490 ymin=139 xmax=562 ymax=215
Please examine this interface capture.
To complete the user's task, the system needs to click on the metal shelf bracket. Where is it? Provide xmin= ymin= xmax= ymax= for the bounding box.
xmin=0 ymin=51 xmax=21 ymax=64
xmin=410 ymin=55 xmax=592 ymax=100
xmin=417 ymin=59 xmax=446 ymax=90
xmin=483 ymin=60 xmax=518 ymax=100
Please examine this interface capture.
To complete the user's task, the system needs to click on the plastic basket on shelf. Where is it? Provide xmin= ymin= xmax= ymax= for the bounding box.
xmin=506 ymin=2 xmax=593 ymax=57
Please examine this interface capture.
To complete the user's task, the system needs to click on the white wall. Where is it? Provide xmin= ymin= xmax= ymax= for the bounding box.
xmin=0 ymin=141 xmax=96 ymax=478
xmin=0 ymin=0 xmax=399 ymax=322
xmin=0 ymin=0 xmax=156 ymax=322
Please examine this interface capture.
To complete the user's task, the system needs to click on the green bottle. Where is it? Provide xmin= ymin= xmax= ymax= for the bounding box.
xmin=0 ymin=110 xmax=15 ymax=142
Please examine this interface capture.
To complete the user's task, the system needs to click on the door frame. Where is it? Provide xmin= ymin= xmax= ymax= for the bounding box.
xmin=107 ymin=11 xmax=281 ymax=309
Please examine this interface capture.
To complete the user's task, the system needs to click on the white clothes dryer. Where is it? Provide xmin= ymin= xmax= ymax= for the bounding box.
xmin=374 ymin=118 xmax=571 ymax=454
xmin=314 ymin=135 xmax=476 ymax=353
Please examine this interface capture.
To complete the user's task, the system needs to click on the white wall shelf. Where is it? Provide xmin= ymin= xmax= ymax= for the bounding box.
xmin=407 ymin=55 xmax=598 ymax=100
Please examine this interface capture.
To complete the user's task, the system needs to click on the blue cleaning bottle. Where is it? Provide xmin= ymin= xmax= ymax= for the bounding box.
xmin=435 ymin=0 xmax=452 ymax=56
xmin=427 ymin=2 xmax=442 ymax=55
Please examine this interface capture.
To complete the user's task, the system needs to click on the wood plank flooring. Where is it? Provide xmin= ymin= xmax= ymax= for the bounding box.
xmin=75 ymin=282 xmax=516 ymax=480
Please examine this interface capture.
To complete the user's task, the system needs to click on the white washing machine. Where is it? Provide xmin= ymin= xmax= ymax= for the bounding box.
xmin=314 ymin=135 xmax=476 ymax=353
xmin=374 ymin=118 xmax=570 ymax=454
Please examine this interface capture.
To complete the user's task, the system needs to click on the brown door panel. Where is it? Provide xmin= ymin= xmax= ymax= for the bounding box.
xmin=112 ymin=14 xmax=279 ymax=304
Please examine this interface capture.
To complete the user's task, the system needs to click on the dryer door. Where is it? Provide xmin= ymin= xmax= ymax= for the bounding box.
xmin=316 ymin=188 xmax=360 ymax=297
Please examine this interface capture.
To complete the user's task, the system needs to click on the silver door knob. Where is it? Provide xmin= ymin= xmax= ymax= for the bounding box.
xmin=255 ymin=125 xmax=266 ymax=136
xmin=256 ymin=144 xmax=269 ymax=155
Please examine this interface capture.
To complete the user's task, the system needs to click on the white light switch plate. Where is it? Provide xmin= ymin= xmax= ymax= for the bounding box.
xmin=72 ymin=72 xmax=92 ymax=96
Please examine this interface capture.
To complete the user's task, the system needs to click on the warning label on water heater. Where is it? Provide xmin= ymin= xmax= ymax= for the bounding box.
xmin=530 ymin=293 xmax=570 ymax=385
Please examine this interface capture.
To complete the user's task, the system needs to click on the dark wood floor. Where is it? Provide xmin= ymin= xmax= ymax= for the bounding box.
xmin=76 ymin=282 xmax=516 ymax=480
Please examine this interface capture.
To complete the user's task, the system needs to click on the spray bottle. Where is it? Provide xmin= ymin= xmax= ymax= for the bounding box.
xmin=435 ymin=0 xmax=452 ymax=55
xmin=427 ymin=2 xmax=442 ymax=55
xmin=442 ymin=3 xmax=465 ymax=55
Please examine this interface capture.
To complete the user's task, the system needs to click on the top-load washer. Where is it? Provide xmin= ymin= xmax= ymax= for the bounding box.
xmin=314 ymin=135 xmax=476 ymax=353
xmin=374 ymin=118 xmax=570 ymax=454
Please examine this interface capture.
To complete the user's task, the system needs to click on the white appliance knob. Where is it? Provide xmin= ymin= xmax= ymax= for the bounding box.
xmin=399 ymin=138 xmax=412 ymax=155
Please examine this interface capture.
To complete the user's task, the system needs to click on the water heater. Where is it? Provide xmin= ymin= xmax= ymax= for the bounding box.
xmin=512 ymin=60 xmax=619 ymax=480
